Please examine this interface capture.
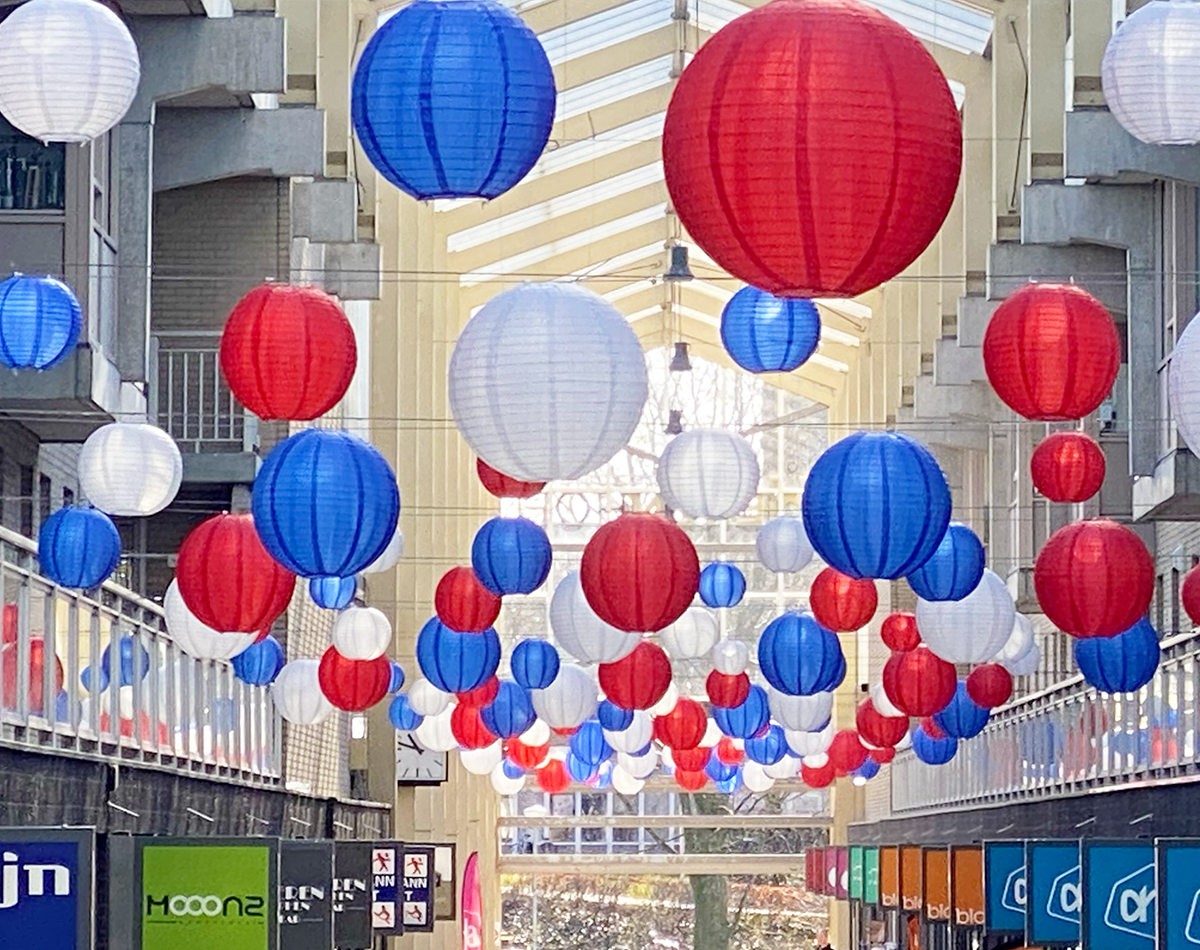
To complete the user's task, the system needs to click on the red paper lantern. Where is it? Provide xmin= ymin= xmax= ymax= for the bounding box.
xmin=537 ymin=758 xmax=570 ymax=793
xmin=476 ymin=458 xmax=545 ymax=499
xmin=810 ymin=567 xmax=877 ymax=631
xmin=869 ymin=746 xmax=895 ymax=765
xmin=706 ymin=669 xmax=751 ymax=708
xmin=176 ymin=513 xmax=295 ymax=634
xmin=1 ymin=638 xmax=62 ymax=714
xmin=597 ymin=641 xmax=673 ymax=710
xmin=662 ymin=0 xmax=961 ymax=299
xmin=801 ymin=758 xmax=835 ymax=788
xmin=982 ymin=283 xmax=1120 ymax=421
xmin=1184 ymin=564 xmax=1200 ymax=626
xmin=505 ymin=739 xmax=548 ymax=771
xmin=451 ymin=703 xmax=497 ymax=749
xmin=219 ymin=284 xmax=357 ymax=421
xmin=435 ymin=567 xmax=501 ymax=633
xmin=827 ymin=729 xmax=868 ymax=776
xmin=855 ymin=699 xmax=909 ymax=749
xmin=653 ymin=696 xmax=706 ymax=750
xmin=317 ymin=647 xmax=391 ymax=711
xmin=920 ymin=717 xmax=946 ymax=740
xmin=1034 ymin=519 xmax=1153 ymax=638
xmin=882 ymin=646 xmax=956 ymax=717
xmin=966 ymin=663 xmax=1013 ymax=709
xmin=673 ymin=745 xmax=711 ymax=771
xmin=456 ymin=676 xmax=500 ymax=708
xmin=880 ymin=612 xmax=920 ymax=653
xmin=675 ymin=768 xmax=709 ymax=791
xmin=715 ymin=736 xmax=744 ymax=767
xmin=580 ymin=513 xmax=699 ymax=632
xmin=1031 ymin=432 xmax=1106 ymax=503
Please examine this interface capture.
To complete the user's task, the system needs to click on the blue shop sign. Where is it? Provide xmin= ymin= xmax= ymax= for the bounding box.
xmin=1027 ymin=840 xmax=1081 ymax=947
xmin=985 ymin=841 xmax=1027 ymax=934
xmin=1082 ymin=841 xmax=1155 ymax=950
xmin=0 ymin=827 xmax=93 ymax=950
xmin=1156 ymin=838 xmax=1200 ymax=950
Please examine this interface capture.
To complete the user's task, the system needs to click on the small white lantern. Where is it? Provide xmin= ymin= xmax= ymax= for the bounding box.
xmin=657 ymin=429 xmax=760 ymax=519
xmin=756 ymin=516 xmax=814 ymax=573
xmin=362 ymin=525 xmax=405 ymax=574
xmin=460 ymin=742 xmax=503 ymax=775
xmin=870 ymin=681 xmax=905 ymax=718
xmin=272 ymin=659 xmax=334 ymax=726
xmin=549 ymin=570 xmax=640 ymax=664
xmin=603 ymin=708 xmax=652 ymax=753
xmin=768 ymin=686 xmax=832 ymax=733
xmin=1003 ymin=640 xmax=1041 ymax=677
xmin=1170 ymin=312 xmax=1200 ymax=459
xmin=995 ymin=613 xmax=1034 ymax=665
xmin=78 ymin=422 xmax=182 ymax=517
xmin=407 ymin=679 xmax=452 ymax=717
xmin=785 ymin=722 xmax=834 ymax=757
xmin=491 ymin=760 xmax=526 ymax=794
xmin=530 ymin=662 xmax=596 ymax=729
xmin=649 ymin=681 xmax=680 ymax=716
xmin=802 ymin=752 xmax=830 ymax=769
xmin=763 ymin=755 xmax=801 ymax=780
xmin=711 ymin=638 xmax=749 ymax=675
xmin=416 ymin=704 xmax=459 ymax=752
xmin=743 ymin=760 xmax=777 ymax=791
xmin=163 ymin=580 xmax=255 ymax=659
xmin=519 ymin=719 xmax=551 ymax=746
xmin=610 ymin=765 xmax=645 ymax=796
xmin=0 ymin=0 xmax=141 ymax=143
xmin=331 ymin=606 xmax=392 ymax=660
xmin=660 ymin=606 xmax=719 ymax=660
xmin=917 ymin=569 xmax=1015 ymax=664
xmin=617 ymin=747 xmax=658 ymax=779
xmin=699 ymin=717 xmax=722 ymax=748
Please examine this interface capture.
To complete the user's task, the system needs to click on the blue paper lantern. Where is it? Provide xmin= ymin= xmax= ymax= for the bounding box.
xmin=567 ymin=752 xmax=598 ymax=783
xmin=502 ymin=759 xmax=525 ymax=779
xmin=389 ymin=662 xmax=406 ymax=694
xmin=757 ymin=611 xmax=845 ymax=696
xmin=101 ymin=634 xmax=149 ymax=687
xmin=252 ymin=429 xmax=400 ymax=579
xmin=597 ymin=699 xmax=634 ymax=732
xmin=932 ymin=681 xmax=989 ymax=739
xmin=802 ymin=431 xmax=951 ymax=580
xmin=415 ymin=617 xmax=501 ymax=693
xmin=912 ymin=725 xmax=958 ymax=765
xmin=720 ymin=286 xmax=821 ymax=373
xmin=388 ymin=694 xmax=424 ymax=731
xmin=854 ymin=758 xmax=881 ymax=781
xmin=309 ymin=575 xmax=357 ymax=610
xmin=716 ymin=771 xmax=743 ymax=794
xmin=631 ymin=741 xmax=653 ymax=759
xmin=705 ymin=757 xmax=738 ymax=783
xmin=80 ymin=664 xmax=109 ymax=693
xmin=907 ymin=522 xmax=985 ymax=602
xmin=511 ymin=638 xmax=559 ymax=691
xmin=714 ymin=684 xmax=770 ymax=739
xmin=480 ymin=680 xmax=536 ymax=738
xmin=1074 ymin=618 xmax=1161 ymax=694
xmin=351 ymin=0 xmax=556 ymax=201
xmin=745 ymin=723 xmax=788 ymax=765
xmin=39 ymin=507 xmax=120 ymax=589
xmin=231 ymin=635 xmax=285 ymax=686
xmin=570 ymin=720 xmax=612 ymax=766
xmin=0 ymin=274 xmax=82 ymax=369
xmin=698 ymin=562 xmax=746 ymax=608
xmin=471 ymin=516 xmax=552 ymax=596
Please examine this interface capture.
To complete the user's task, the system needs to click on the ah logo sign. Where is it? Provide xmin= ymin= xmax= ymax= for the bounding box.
xmin=1002 ymin=868 xmax=1026 ymax=914
xmin=1048 ymin=864 xmax=1082 ymax=923
xmin=1183 ymin=889 xmax=1200 ymax=945
xmin=0 ymin=842 xmax=79 ymax=950
xmin=1104 ymin=864 xmax=1156 ymax=941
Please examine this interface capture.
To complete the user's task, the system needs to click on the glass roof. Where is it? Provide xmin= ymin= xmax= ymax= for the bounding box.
xmin=556 ymin=54 xmax=674 ymax=122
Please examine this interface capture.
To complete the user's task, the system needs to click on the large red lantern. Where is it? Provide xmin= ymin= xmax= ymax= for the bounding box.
xmin=1184 ymin=564 xmax=1200 ymax=626
xmin=317 ymin=647 xmax=391 ymax=711
xmin=855 ymin=699 xmax=909 ymax=749
xmin=219 ymin=284 xmax=357 ymax=421
xmin=966 ymin=663 xmax=1013 ymax=709
xmin=673 ymin=746 xmax=711 ymax=771
xmin=800 ymin=758 xmax=835 ymax=788
xmin=810 ymin=568 xmax=877 ymax=631
xmin=827 ymin=729 xmax=868 ymax=776
xmin=662 ymin=0 xmax=962 ymax=299
xmin=435 ymin=567 xmax=501 ymax=633
xmin=654 ymin=696 xmax=707 ymax=750
xmin=715 ymin=736 xmax=745 ymax=767
xmin=880 ymin=612 xmax=920 ymax=653
xmin=176 ymin=513 xmax=295 ymax=634
xmin=451 ymin=703 xmax=496 ymax=749
xmin=882 ymin=646 xmax=956 ymax=717
xmin=675 ymin=768 xmax=709 ymax=791
xmin=1031 ymin=432 xmax=1106 ymax=503
xmin=537 ymin=758 xmax=570 ymax=793
xmin=706 ymin=669 xmax=750 ymax=708
xmin=1034 ymin=519 xmax=1153 ymax=638
xmin=580 ymin=513 xmax=699 ymax=632
xmin=598 ymin=641 xmax=673 ymax=710
xmin=505 ymin=738 xmax=548 ymax=771
xmin=1 ymin=638 xmax=63 ymax=714
xmin=982 ymin=284 xmax=1120 ymax=421
xmin=476 ymin=459 xmax=545 ymax=499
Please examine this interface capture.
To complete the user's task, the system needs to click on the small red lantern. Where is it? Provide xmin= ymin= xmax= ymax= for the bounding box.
xmin=598 ymin=641 xmax=673 ymax=710
xmin=673 ymin=746 xmax=711 ymax=771
xmin=675 ymin=768 xmax=709 ymax=791
xmin=715 ymin=736 xmax=745 ymax=767
xmin=456 ymin=676 xmax=500 ymax=708
xmin=706 ymin=669 xmax=751 ymax=708
xmin=855 ymin=699 xmax=909 ymax=749
xmin=827 ymin=729 xmax=868 ymax=776
xmin=1031 ymin=432 xmax=1106 ymax=503
xmin=982 ymin=283 xmax=1120 ymax=421
xmin=869 ymin=746 xmax=895 ymax=765
xmin=476 ymin=459 xmax=545 ymax=499
xmin=551 ymin=725 xmax=578 ymax=737
xmin=435 ymin=567 xmax=501 ymax=633
xmin=505 ymin=739 xmax=548 ymax=771
xmin=882 ymin=646 xmax=956 ymax=717
xmin=810 ymin=567 xmax=877 ymax=631
xmin=653 ymin=696 xmax=706 ymax=750
xmin=451 ymin=703 xmax=497 ymax=749
xmin=881 ymin=612 xmax=920 ymax=653
xmin=1 ymin=638 xmax=63 ymax=714
xmin=920 ymin=717 xmax=946 ymax=740
xmin=580 ymin=513 xmax=699 ymax=632
xmin=219 ymin=284 xmax=357 ymax=421
xmin=537 ymin=758 xmax=571 ymax=793
xmin=317 ymin=647 xmax=391 ymax=711
xmin=801 ymin=758 xmax=835 ymax=788
xmin=1184 ymin=564 xmax=1200 ymax=626
xmin=966 ymin=663 xmax=1014 ymax=709
xmin=1034 ymin=519 xmax=1153 ymax=637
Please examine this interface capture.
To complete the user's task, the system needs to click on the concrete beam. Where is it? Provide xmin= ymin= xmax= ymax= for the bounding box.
xmin=292 ymin=180 xmax=358 ymax=244
xmin=1066 ymin=110 xmax=1200 ymax=185
xmin=498 ymin=853 xmax=809 ymax=877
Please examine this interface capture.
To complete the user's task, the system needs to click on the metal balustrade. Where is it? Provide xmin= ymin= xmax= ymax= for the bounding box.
xmin=890 ymin=630 xmax=1200 ymax=813
xmin=0 ymin=523 xmax=281 ymax=785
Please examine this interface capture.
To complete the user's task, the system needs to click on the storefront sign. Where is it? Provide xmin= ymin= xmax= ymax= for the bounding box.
xmin=1156 ymin=838 xmax=1200 ymax=950
xmin=901 ymin=846 xmax=922 ymax=912
xmin=850 ymin=847 xmax=864 ymax=900
xmin=881 ymin=847 xmax=900 ymax=908
xmin=370 ymin=842 xmax=404 ymax=935
xmin=923 ymin=848 xmax=949 ymax=921
xmin=462 ymin=852 xmax=482 ymax=950
xmin=984 ymin=841 xmax=1025 ymax=934
xmin=864 ymin=848 xmax=880 ymax=906
xmin=1026 ymin=840 xmax=1081 ymax=947
xmin=836 ymin=847 xmax=849 ymax=899
xmin=401 ymin=845 xmax=436 ymax=932
xmin=1081 ymin=841 xmax=1154 ymax=950
xmin=950 ymin=847 xmax=984 ymax=928
xmin=279 ymin=840 xmax=334 ymax=950
xmin=0 ymin=827 xmax=93 ymax=950
xmin=333 ymin=842 xmax=371 ymax=950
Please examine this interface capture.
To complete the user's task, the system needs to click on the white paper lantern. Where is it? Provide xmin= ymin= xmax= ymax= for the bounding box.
xmin=407 ymin=679 xmax=452 ymax=717
xmin=768 ymin=687 xmax=833 ymax=733
xmin=764 ymin=755 xmax=801 ymax=780
xmin=331 ymin=606 xmax=392 ymax=660
xmin=272 ymin=659 xmax=334 ymax=726
xmin=448 ymin=283 xmax=648 ymax=482
xmin=802 ymin=752 xmax=830 ymax=769
xmin=742 ymin=760 xmax=776 ymax=792
xmin=163 ymin=580 xmax=256 ymax=659
xmin=785 ymin=722 xmax=834 ymax=757
xmin=549 ymin=571 xmax=640 ymax=664
xmin=711 ymin=639 xmax=750 ymax=675
xmin=460 ymin=742 xmax=503 ymax=775
xmin=491 ymin=760 xmax=526 ymax=794
xmin=650 ymin=681 xmax=680 ymax=716
xmin=1003 ymin=640 xmax=1041 ymax=677
xmin=756 ymin=516 xmax=814 ymax=573
xmin=699 ymin=717 xmax=722 ymax=748
xmin=417 ymin=705 xmax=460 ymax=752
xmin=660 ymin=607 xmax=719 ymax=660
xmin=918 ymin=569 xmax=1015 ymax=664
xmin=1170 ymin=312 xmax=1200 ymax=459
xmin=0 ymin=0 xmax=140 ymax=144
xmin=1101 ymin=0 xmax=1200 ymax=146
xmin=520 ymin=719 xmax=551 ymax=747
xmin=618 ymin=748 xmax=658 ymax=780
xmin=78 ymin=422 xmax=182 ymax=517
xmin=531 ymin=663 xmax=597 ymax=729
xmin=362 ymin=525 xmax=405 ymax=574
xmin=894 ymin=731 xmax=913 ymax=752
xmin=657 ymin=429 xmax=760 ymax=519
xmin=870 ymin=681 xmax=905 ymax=719
xmin=658 ymin=747 xmax=674 ymax=770
xmin=604 ymin=708 xmax=652 ymax=753
xmin=995 ymin=613 xmax=1034 ymax=665
xmin=610 ymin=765 xmax=645 ymax=796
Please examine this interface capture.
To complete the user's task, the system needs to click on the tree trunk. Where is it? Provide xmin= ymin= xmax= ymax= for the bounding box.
xmin=690 ymin=874 xmax=731 ymax=950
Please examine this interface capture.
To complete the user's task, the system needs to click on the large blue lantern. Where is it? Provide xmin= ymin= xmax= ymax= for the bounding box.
xmin=932 ymin=681 xmax=989 ymax=739
xmin=1074 ymin=618 xmax=1161 ymax=694
xmin=719 ymin=286 xmax=821 ymax=373
xmin=511 ymin=638 xmax=560 ymax=691
xmin=698 ymin=562 xmax=746 ymax=608
xmin=570 ymin=720 xmax=612 ymax=766
xmin=745 ymin=723 xmax=788 ymax=765
xmin=389 ymin=694 xmax=424 ymax=730
xmin=471 ymin=516 xmax=552 ymax=596
xmin=351 ymin=0 xmax=556 ymax=201
xmin=757 ymin=612 xmax=845 ymax=696
xmin=480 ymin=680 xmax=537 ymax=738
xmin=907 ymin=522 xmax=985 ymax=602
xmin=714 ymin=684 xmax=770 ymax=738
xmin=0 ymin=274 xmax=82 ymax=369
xmin=912 ymin=725 xmax=958 ymax=765
xmin=252 ymin=429 xmax=400 ymax=580
xmin=39 ymin=506 xmax=121 ymax=588
xmin=802 ymin=431 xmax=951 ymax=579
xmin=231 ymin=635 xmax=285 ymax=686
xmin=309 ymin=575 xmax=357 ymax=610
xmin=415 ymin=617 xmax=501 ymax=693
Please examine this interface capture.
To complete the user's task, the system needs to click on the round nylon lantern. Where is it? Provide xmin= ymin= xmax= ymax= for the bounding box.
xmin=711 ymin=639 xmax=750 ymax=675
xmin=881 ymin=612 xmax=920 ymax=653
xmin=810 ymin=568 xmax=877 ymax=631
xmin=435 ymin=566 xmax=501 ymax=633
xmin=351 ymin=0 xmax=555 ymax=200
xmin=654 ymin=697 xmax=707 ymax=750
xmin=407 ymin=679 xmax=452 ymax=717
xmin=457 ymin=677 xmax=500 ymax=708
xmin=673 ymin=746 xmax=711 ymax=771
xmin=548 ymin=571 xmax=640 ymax=664
xmin=451 ymin=703 xmax=496 ymax=750
xmin=1031 ymin=432 xmax=1106 ymax=503
xmin=800 ymin=758 xmax=835 ymax=789
xmin=756 ymin=516 xmax=813 ymax=573
xmin=318 ymin=648 xmax=391 ymax=712
xmin=769 ymin=687 xmax=833 ymax=733
xmin=803 ymin=431 xmax=951 ymax=580
xmin=660 ymin=607 xmax=719 ymax=660
xmin=389 ymin=694 xmax=424 ymax=731
xmin=720 ymin=287 xmax=821 ymax=372
xmin=471 ymin=516 xmax=552 ymax=596
xmin=698 ymin=562 xmax=746 ymax=609
xmin=610 ymin=765 xmax=645 ymax=796
xmin=38 ymin=507 xmax=120 ymax=589
xmin=882 ymin=646 xmax=956 ymax=717
xmin=449 ymin=283 xmax=648 ymax=483
xmin=1034 ymin=519 xmax=1154 ymax=638
xmin=1004 ymin=640 xmax=1042 ymax=678
xmin=506 ymin=738 xmax=548 ymax=771
xmin=1168 ymin=314 xmax=1200 ymax=461
xmin=706 ymin=670 xmax=751 ymax=709
xmin=598 ymin=642 xmax=672 ymax=711
xmin=704 ymin=755 xmax=739 ymax=784
xmin=650 ymin=682 xmax=679 ymax=717
xmin=252 ymin=429 xmax=400 ymax=580
xmin=416 ymin=618 xmax=501 ymax=694
xmin=907 ymin=522 xmax=985 ymax=603
xmin=231 ymin=635 xmax=285 ymax=687
xmin=416 ymin=705 xmax=459 ymax=752
xmin=78 ymin=422 xmax=182 ymax=518
xmin=677 ymin=768 xmax=710 ymax=791
xmin=912 ymin=726 xmax=958 ymax=766
xmin=310 ymin=575 xmax=356 ymax=610
xmin=1101 ymin=0 xmax=1200 ymax=146
xmin=917 ymin=569 xmax=1016 ymax=665
xmin=511 ymin=639 xmax=560 ymax=691
xmin=996 ymin=613 xmax=1035 ymax=667
xmin=1185 ymin=565 xmax=1200 ymax=627
xmin=757 ymin=612 xmax=845 ymax=696
xmin=0 ymin=274 xmax=81 ymax=371
xmin=219 ymin=284 xmax=356 ymax=421
xmin=460 ymin=743 xmax=503 ymax=776
xmin=362 ymin=525 xmax=405 ymax=575
xmin=966 ymin=663 xmax=1013 ymax=709
xmin=163 ymin=582 xmax=256 ymax=661
xmin=332 ymin=606 xmax=392 ymax=661
xmin=855 ymin=699 xmax=908 ymax=749
xmin=828 ymin=730 xmax=868 ymax=776
xmin=272 ymin=659 xmax=334 ymax=726
xmin=531 ymin=663 xmax=597 ymax=730
xmin=786 ymin=723 xmax=834 ymax=758
xmin=746 ymin=724 xmax=788 ymax=766
xmin=1074 ymin=618 xmax=1161 ymax=694
xmin=598 ymin=700 xmax=634 ymax=732
xmin=982 ymin=283 xmax=1120 ymax=421
xmin=870 ymin=746 xmax=895 ymax=765
xmin=476 ymin=458 xmax=544 ymax=499
xmin=566 ymin=753 xmax=598 ymax=784
xmin=662 ymin=0 xmax=961 ymax=298
xmin=570 ymin=721 xmax=612 ymax=766
xmin=537 ymin=759 xmax=571 ymax=794
xmin=580 ymin=513 xmax=699 ymax=633
xmin=0 ymin=0 xmax=140 ymax=143
xmin=389 ymin=662 xmax=406 ymax=694
xmin=656 ymin=429 xmax=760 ymax=520
xmin=932 ymin=682 xmax=989 ymax=739
xmin=604 ymin=708 xmax=653 ymax=754
xmin=714 ymin=685 xmax=770 ymax=739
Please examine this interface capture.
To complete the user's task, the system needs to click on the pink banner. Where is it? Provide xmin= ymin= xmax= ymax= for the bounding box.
xmin=462 ymin=851 xmax=482 ymax=950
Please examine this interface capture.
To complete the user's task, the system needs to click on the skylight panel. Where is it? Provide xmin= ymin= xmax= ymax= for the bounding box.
xmin=557 ymin=55 xmax=674 ymax=122
xmin=534 ymin=112 xmax=665 ymax=178
xmin=540 ymin=0 xmax=673 ymax=66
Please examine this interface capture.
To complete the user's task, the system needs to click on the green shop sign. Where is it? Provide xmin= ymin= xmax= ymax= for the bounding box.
xmin=864 ymin=848 xmax=880 ymax=905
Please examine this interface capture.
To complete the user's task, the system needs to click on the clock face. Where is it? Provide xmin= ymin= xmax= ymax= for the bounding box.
xmin=396 ymin=730 xmax=448 ymax=784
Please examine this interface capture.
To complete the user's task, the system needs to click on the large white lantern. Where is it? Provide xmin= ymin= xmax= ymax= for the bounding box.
xmin=1170 ymin=313 xmax=1200 ymax=458
xmin=742 ymin=760 xmax=776 ymax=792
xmin=549 ymin=571 xmax=640 ymax=664
xmin=617 ymin=747 xmax=657 ymax=779
xmin=785 ymin=722 xmax=834 ymax=757
xmin=768 ymin=686 xmax=832 ymax=733
xmin=531 ymin=662 xmax=596 ymax=729
xmin=660 ymin=606 xmax=719 ymax=660
xmin=917 ymin=569 xmax=1015 ymax=664
xmin=764 ymin=755 xmax=801 ymax=780
xmin=272 ymin=659 xmax=334 ymax=726
xmin=1101 ymin=0 xmax=1200 ymax=146
xmin=756 ymin=516 xmax=814 ymax=573
xmin=362 ymin=525 xmax=405 ymax=574
xmin=78 ymin=422 xmax=182 ymax=517
xmin=520 ymin=719 xmax=551 ymax=746
xmin=331 ymin=606 xmax=392 ymax=660
xmin=407 ymin=679 xmax=452 ymax=717
xmin=0 ymin=0 xmax=141 ymax=144
xmin=657 ymin=429 xmax=760 ymax=519
xmin=163 ymin=580 xmax=256 ymax=659
xmin=610 ymin=765 xmax=645 ymax=796
xmin=604 ymin=708 xmax=652 ymax=753
xmin=448 ymin=282 xmax=648 ymax=482
xmin=460 ymin=742 xmax=503 ymax=775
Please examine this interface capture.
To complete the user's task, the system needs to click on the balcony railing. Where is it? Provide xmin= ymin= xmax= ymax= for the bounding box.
xmin=0 ymin=522 xmax=281 ymax=785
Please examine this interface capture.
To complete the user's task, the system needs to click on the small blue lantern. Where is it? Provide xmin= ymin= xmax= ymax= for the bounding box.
xmin=716 ymin=771 xmax=743 ymax=795
xmin=912 ymin=726 xmax=958 ymax=765
xmin=1075 ymin=618 xmax=1161 ymax=694
xmin=351 ymin=0 xmax=556 ymax=201
xmin=705 ymin=756 xmax=738 ymax=783
xmin=745 ymin=723 xmax=787 ymax=765
xmin=471 ymin=516 xmax=552 ymax=596
xmin=0 ymin=274 xmax=82 ymax=369
xmin=502 ymin=759 xmax=525 ymax=779
xmin=567 ymin=752 xmax=598 ymax=783
xmin=932 ymin=681 xmax=989 ymax=739
xmin=570 ymin=720 xmax=612 ymax=766
xmin=415 ymin=617 xmax=501 ymax=693
xmin=714 ymin=685 xmax=770 ymax=739
xmin=309 ymin=575 xmax=357 ymax=610
xmin=80 ymin=664 xmax=109 ymax=693
xmin=720 ymin=286 xmax=821 ymax=373
xmin=597 ymin=699 xmax=634 ymax=732
xmin=757 ymin=611 xmax=845 ymax=696
xmin=39 ymin=506 xmax=121 ymax=589
xmin=590 ymin=761 xmax=613 ymax=789
xmin=698 ymin=562 xmax=746 ymax=608
xmin=853 ymin=758 xmax=881 ymax=781
xmin=480 ymin=680 xmax=536 ymax=738
xmin=907 ymin=522 xmax=985 ymax=602
xmin=231 ymin=635 xmax=286 ymax=686
xmin=511 ymin=638 xmax=560 ymax=691
xmin=389 ymin=694 xmax=424 ymax=731
xmin=101 ymin=634 xmax=150 ymax=687
xmin=389 ymin=662 xmax=406 ymax=694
